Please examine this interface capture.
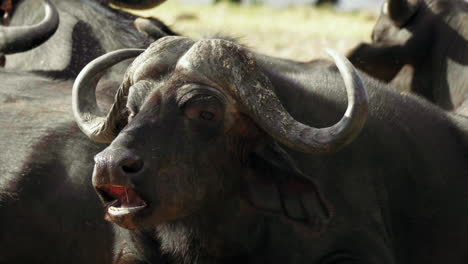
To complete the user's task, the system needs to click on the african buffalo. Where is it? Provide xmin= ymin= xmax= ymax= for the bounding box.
xmin=347 ymin=0 xmax=468 ymax=115
xmin=2 ymin=0 xmax=174 ymax=77
xmin=69 ymin=36 xmax=468 ymax=263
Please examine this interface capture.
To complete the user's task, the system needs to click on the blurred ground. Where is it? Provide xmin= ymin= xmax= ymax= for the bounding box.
xmin=123 ymin=1 xmax=377 ymax=61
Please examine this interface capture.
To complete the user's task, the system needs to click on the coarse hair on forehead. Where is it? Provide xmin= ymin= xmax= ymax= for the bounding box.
xmin=127 ymin=80 xmax=156 ymax=107
xmin=121 ymin=37 xmax=259 ymax=96
xmin=122 ymin=36 xmax=196 ymax=86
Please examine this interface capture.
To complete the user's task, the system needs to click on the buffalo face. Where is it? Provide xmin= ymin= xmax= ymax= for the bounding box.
xmin=73 ymin=36 xmax=368 ymax=230
xmin=93 ymin=75 xmax=259 ymax=229
xmin=371 ymin=0 xmax=431 ymax=53
xmin=84 ymin=38 xmax=263 ymax=229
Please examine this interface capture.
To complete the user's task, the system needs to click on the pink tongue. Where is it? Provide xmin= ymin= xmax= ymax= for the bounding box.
xmin=100 ymin=185 xmax=146 ymax=208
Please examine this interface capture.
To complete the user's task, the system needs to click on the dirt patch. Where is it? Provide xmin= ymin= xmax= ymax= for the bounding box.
xmin=123 ymin=2 xmax=377 ymax=61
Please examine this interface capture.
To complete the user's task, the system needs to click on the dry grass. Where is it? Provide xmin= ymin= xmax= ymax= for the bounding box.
xmin=124 ymin=1 xmax=377 ymax=61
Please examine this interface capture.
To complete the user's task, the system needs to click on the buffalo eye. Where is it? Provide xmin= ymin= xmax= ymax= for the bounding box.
xmin=184 ymin=105 xmax=222 ymax=121
xmin=182 ymin=95 xmax=224 ymax=121
xmin=200 ymin=111 xmax=215 ymax=120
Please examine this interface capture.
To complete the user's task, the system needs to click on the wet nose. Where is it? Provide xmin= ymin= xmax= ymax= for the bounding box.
xmin=93 ymin=148 xmax=144 ymax=186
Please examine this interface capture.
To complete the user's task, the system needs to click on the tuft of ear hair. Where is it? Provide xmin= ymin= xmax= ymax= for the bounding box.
xmin=134 ymin=17 xmax=178 ymax=41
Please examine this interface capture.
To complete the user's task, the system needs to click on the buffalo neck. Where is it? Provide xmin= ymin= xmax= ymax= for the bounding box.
xmin=257 ymin=56 xmax=468 ymax=262
xmin=154 ymin=194 xmax=268 ymax=264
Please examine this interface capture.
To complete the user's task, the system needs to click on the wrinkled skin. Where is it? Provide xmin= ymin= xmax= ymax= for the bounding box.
xmin=348 ymin=0 xmax=468 ymax=115
xmin=4 ymin=0 xmax=174 ymax=78
xmin=82 ymin=37 xmax=468 ymax=263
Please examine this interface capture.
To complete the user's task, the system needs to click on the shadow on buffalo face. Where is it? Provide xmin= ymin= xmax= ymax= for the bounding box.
xmin=348 ymin=0 xmax=468 ymax=113
xmin=72 ymin=36 xmax=368 ymax=231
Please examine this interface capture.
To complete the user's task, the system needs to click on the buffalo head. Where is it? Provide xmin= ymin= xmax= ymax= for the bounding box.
xmin=72 ymin=37 xmax=368 ymax=230
xmin=348 ymin=0 xmax=468 ymax=111
xmin=369 ymin=0 xmax=430 ymax=72
xmin=347 ymin=0 xmax=429 ymax=82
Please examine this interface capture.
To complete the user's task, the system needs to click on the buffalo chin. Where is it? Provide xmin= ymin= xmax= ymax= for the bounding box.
xmin=96 ymin=184 xmax=190 ymax=230
xmin=97 ymin=184 xmax=149 ymax=229
xmin=104 ymin=205 xmax=185 ymax=230
xmin=103 ymin=199 xmax=157 ymax=230
xmin=105 ymin=210 xmax=145 ymax=230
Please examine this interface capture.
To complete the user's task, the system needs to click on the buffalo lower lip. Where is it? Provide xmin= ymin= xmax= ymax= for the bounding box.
xmin=108 ymin=204 xmax=147 ymax=217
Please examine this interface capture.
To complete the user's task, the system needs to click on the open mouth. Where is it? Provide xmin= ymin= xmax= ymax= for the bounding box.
xmin=96 ymin=185 xmax=147 ymax=217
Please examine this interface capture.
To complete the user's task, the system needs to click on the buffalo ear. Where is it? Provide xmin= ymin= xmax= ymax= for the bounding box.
xmin=386 ymin=0 xmax=420 ymax=27
xmin=243 ymin=139 xmax=333 ymax=233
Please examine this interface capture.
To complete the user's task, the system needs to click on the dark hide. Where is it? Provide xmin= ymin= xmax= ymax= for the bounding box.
xmin=0 ymin=71 xmax=178 ymax=263
xmin=4 ymin=0 xmax=175 ymax=78
xmin=348 ymin=0 xmax=468 ymax=115
xmin=0 ymin=1 xmax=174 ymax=262
xmin=88 ymin=37 xmax=468 ymax=264
xmin=0 ymin=71 xmax=119 ymax=263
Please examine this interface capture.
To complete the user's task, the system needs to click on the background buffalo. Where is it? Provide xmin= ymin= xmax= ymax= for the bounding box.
xmin=348 ymin=0 xmax=468 ymax=115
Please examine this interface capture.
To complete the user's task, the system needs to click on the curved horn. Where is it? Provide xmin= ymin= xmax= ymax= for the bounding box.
xmin=236 ymin=49 xmax=368 ymax=154
xmin=0 ymin=0 xmax=59 ymax=54
xmin=177 ymin=39 xmax=368 ymax=153
xmin=72 ymin=49 xmax=144 ymax=143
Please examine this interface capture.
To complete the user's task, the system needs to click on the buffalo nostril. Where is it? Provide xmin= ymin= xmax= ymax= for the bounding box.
xmin=121 ymin=159 xmax=144 ymax=174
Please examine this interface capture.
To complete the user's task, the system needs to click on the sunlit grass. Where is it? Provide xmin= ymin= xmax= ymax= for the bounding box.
xmin=123 ymin=1 xmax=377 ymax=60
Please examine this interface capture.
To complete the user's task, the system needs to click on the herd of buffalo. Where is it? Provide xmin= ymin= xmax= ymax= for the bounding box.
xmin=0 ymin=0 xmax=467 ymax=263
